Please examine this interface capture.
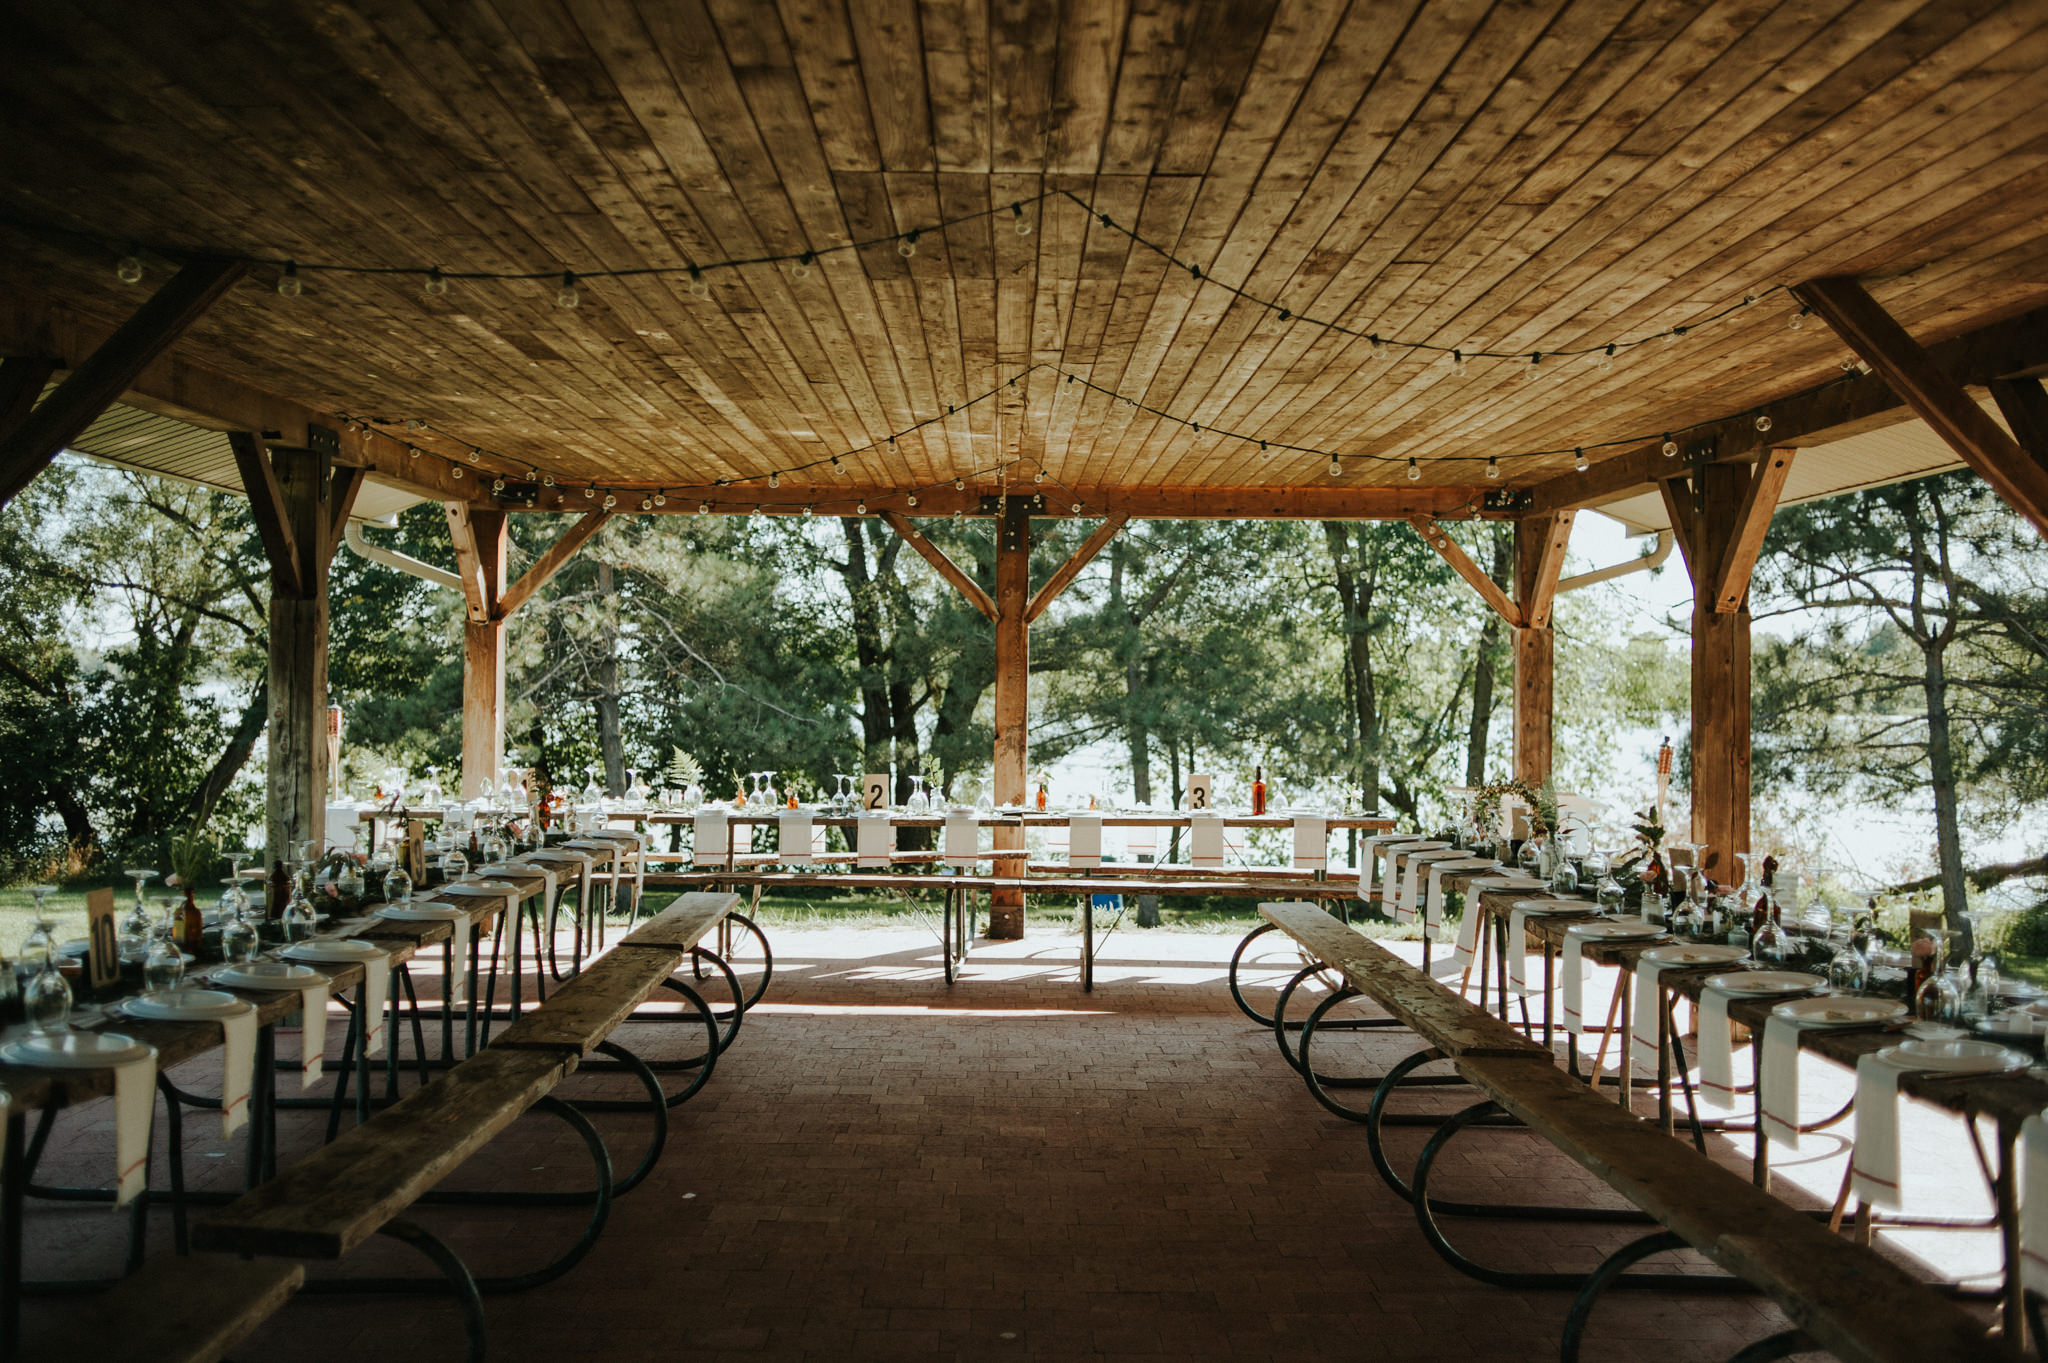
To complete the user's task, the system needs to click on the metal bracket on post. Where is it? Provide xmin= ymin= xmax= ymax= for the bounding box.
xmin=1481 ymin=488 xmax=1532 ymax=514
xmin=981 ymin=492 xmax=1045 ymax=519
xmin=1687 ymin=439 xmax=1716 ymax=517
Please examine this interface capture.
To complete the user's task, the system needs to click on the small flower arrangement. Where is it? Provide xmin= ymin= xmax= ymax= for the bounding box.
xmin=1470 ymin=777 xmax=1558 ymax=840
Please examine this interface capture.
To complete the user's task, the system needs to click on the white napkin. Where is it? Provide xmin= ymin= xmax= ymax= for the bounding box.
xmin=360 ymin=953 xmax=391 ymax=1059
xmin=856 ymin=811 xmax=894 ymax=868
xmin=693 ymin=807 xmax=730 ymax=866
xmin=1561 ymin=933 xmax=1589 ymax=1035
xmin=218 ymin=1005 xmax=259 ymax=1137
xmin=1760 ymin=1015 xmax=1809 ymax=1149
xmin=779 ymin=810 xmax=814 ymax=866
xmin=396 ymin=903 xmax=473 ymax=1008
xmin=1397 ymin=853 xmax=1427 ymax=925
xmin=1069 ymin=813 xmax=1103 ymax=868
xmin=298 ymin=980 xmax=333 ymax=1091
xmin=2021 ymin=1115 xmax=2048 ymax=1294
xmin=944 ymin=811 xmax=978 ymax=867
xmin=1505 ymin=905 xmax=1539 ymax=994
xmin=1849 ymin=1052 xmax=1908 ymax=1209
xmin=1291 ymin=816 xmax=1327 ymax=869
xmin=1424 ymin=864 xmax=1451 ymax=939
xmin=113 ymin=1049 xmax=158 ymax=1207
xmin=1455 ymin=876 xmax=1524 ymax=969
xmin=1190 ymin=813 xmax=1224 ymax=867
xmin=1698 ymin=986 xmax=1739 ymax=1109
xmin=1356 ymin=834 xmax=1415 ymax=900
xmin=1629 ymin=958 xmax=1676 ymax=1073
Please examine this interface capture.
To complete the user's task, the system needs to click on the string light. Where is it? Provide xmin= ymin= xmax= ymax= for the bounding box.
xmin=954 ymin=477 xmax=965 ymax=490
xmin=897 ymin=231 xmax=919 ymax=258
xmin=1753 ymin=412 xmax=1773 ymax=433
xmin=556 ymin=272 xmax=580 ymax=309
xmin=804 ymin=503 xmax=816 ymax=515
xmin=1486 ymin=457 xmax=1500 ymax=480
xmin=1327 ymin=457 xmax=1342 ymax=478
xmin=492 ymin=477 xmax=506 ymax=493
xmin=601 ymin=492 xmax=616 ymax=508
xmin=791 ymin=251 xmax=814 ymax=281
xmin=1574 ymin=447 xmax=1588 ymax=472
xmin=768 ymin=471 xmax=780 ymax=489
xmin=1450 ymin=350 xmax=1468 ymax=379
xmin=698 ymin=501 xmax=710 ymax=515
xmin=1071 ymin=502 xmax=1082 ymax=514
xmin=831 ymin=457 xmax=846 ymax=476
xmin=450 ymin=466 xmax=463 ymax=479
xmin=1598 ymin=344 xmax=1615 ymax=374
xmin=1661 ymin=435 xmax=1678 ymax=458
xmin=1406 ymin=458 xmax=1420 ymax=482
xmin=1032 ymin=469 xmax=1045 ymax=484
xmin=1369 ymin=335 xmax=1386 ymax=362
xmin=276 ymin=262 xmax=302 ymax=297
xmin=1664 ymin=326 xmax=1686 ymax=344
xmin=687 ymin=265 xmax=708 ymax=299
xmin=856 ymin=499 xmax=868 ymax=514
xmin=467 ymin=448 xmax=481 ymax=463
xmin=115 ymin=251 xmax=144 ymax=284
xmin=653 ymin=493 xmax=666 ymax=506
xmin=541 ymin=473 xmax=556 ymax=487
xmin=639 ymin=496 xmax=653 ymax=510
xmin=584 ymin=486 xmax=597 ymax=500
xmin=906 ymin=492 xmax=918 ymax=507
xmin=1011 ymin=202 xmax=1032 ymax=236
xmin=1525 ymin=353 xmax=1544 ymax=381
xmin=423 ymin=268 xmax=448 ymax=297
xmin=1789 ymin=306 xmax=1809 ymax=330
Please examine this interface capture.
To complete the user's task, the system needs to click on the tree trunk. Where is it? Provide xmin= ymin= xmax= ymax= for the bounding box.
xmin=1465 ymin=530 xmax=1510 ymax=786
xmin=594 ymin=558 xmax=626 ymax=795
xmin=1324 ymin=523 xmax=1381 ymax=811
xmin=839 ymin=519 xmax=894 ymax=771
xmin=1166 ymin=742 xmax=1182 ymax=863
xmin=181 ymin=679 xmax=269 ymax=831
xmin=1923 ymin=631 xmax=1970 ymax=926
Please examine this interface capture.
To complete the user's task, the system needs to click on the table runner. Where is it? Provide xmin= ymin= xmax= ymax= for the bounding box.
xmin=1069 ymin=813 xmax=1103 ymax=868
xmin=778 ymin=809 xmax=813 ymax=865
xmin=1848 ymin=1052 xmax=1909 ymax=1209
xmin=856 ymin=810 xmax=894 ymax=868
xmin=693 ymin=807 xmax=730 ymax=866
xmin=1190 ymin=813 xmax=1224 ymax=867
xmin=1291 ymin=815 xmax=1326 ymax=870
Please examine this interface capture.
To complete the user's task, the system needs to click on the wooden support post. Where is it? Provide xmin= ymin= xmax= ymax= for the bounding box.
xmin=1512 ymin=513 xmax=1573 ymax=784
xmin=0 ymin=259 xmax=246 ymax=508
xmin=1686 ymin=464 xmax=1756 ymax=880
xmin=447 ymin=506 xmax=508 ymax=799
xmin=1799 ymin=276 xmax=2048 ymax=540
xmin=989 ymin=497 xmax=1032 ymax=940
xmin=238 ymin=434 xmax=358 ymax=861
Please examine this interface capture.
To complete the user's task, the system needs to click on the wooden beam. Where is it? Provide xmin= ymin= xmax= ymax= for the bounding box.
xmin=0 ymin=357 xmax=57 ymax=443
xmin=1689 ymin=464 xmax=1753 ymax=879
xmin=989 ymin=497 xmax=1031 ymax=941
xmin=1516 ymin=511 xmax=1574 ymax=629
xmin=1511 ymin=517 xmax=1560 ymax=787
xmin=460 ymin=510 xmax=509 ymax=799
xmin=443 ymin=502 xmax=493 ymax=624
xmin=880 ymin=510 xmax=997 ymax=620
xmin=266 ymin=446 xmax=334 ymax=860
xmin=593 ymin=485 xmax=1495 ymax=521
xmin=1710 ymin=448 xmax=1797 ymax=614
xmin=1798 ymin=276 xmax=2048 ymax=539
xmin=326 ymin=465 xmax=366 ymax=557
xmin=499 ymin=509 xmax=610 ymax=618
xmin=1408 ymin=516 xmax=1521 ymax=627
xmin=1659 ymin=479 xmax=1698 ymax=580
xmin=1026 ymin=514 xmax=1129 ymax=623
xmin=0 ymin=259 xmax=246 ymax=507
xmin=1988 ymin=377 xmax=2048 ymax=472
xmin=229 ymin=431 xmax=303 ymax=599
xmin=1522 ymin=304 xmax=2048 ymax=517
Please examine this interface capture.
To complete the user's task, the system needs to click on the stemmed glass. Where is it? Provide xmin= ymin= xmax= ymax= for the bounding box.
xmin=761 ymin=771 xmax=780 ymax=808
xmin=143 ymin=900 xmax=185 ymax=994
xmin=385 ymin=863 xmax=414 ymax=909
xmin=422 ymin=765 xmax=444 ymax=807
xmin=22 ymin=890 xmax=71 ymax=1034
xmin=1593 ymin=851 xmax=1625 ymax=917
xmin=122 ymin=867 xmax=157 ymax=949
xmin=832 ymin=774 xmax=854 ymax=816
xmin=219 ymin=881 xmax=259 ymax=964
xmin=1826 ymin=903 xmax=1870 ymax=992
xmin=907 ymin=775 xmax=930 ymax=816
xmin=581 ymin=765 xmax=603 ymax=806
xmin=283 ymin=877 xmax=318 ymax=943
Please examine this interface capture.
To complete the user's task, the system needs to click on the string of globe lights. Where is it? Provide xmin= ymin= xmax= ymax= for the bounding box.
xmin=27 ymin=180 xmax=1811 ymax=377
xmin=350 ymin=353 xmax=1868 ymax=520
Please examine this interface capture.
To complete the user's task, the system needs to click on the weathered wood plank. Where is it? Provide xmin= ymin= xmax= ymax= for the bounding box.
xmin=487 ymin=944 xmax=685 ymax=1056
xmin=192 ymin=1046 xmax=575 ymax=1259
xmin=1410 ymin=516 xmax=1520 ymax=626
xmin=618 ymin=891 xmax=739 ymax=950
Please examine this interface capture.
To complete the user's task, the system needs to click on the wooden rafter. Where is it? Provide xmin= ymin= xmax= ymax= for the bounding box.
xmin=0 ymin=259 xmax=245 ymax=508
xmin=229 ymin=431 xmax=303 ymax=598
xmin=880 ymin=510 xmax=996 ymax=620
xmin=1660 ymin=480 xmax=1698 ymax=580
xmin=1027 ymin=514 xmax=1129 ymax=623
xmin=0 ymin=357 xmax=57 ymax=443
xmin=498 ymin=509 xmax=610 ymax=619
xmin=1709 ymin=448 xmax=1797 ymax=613
xmin=443 ymin=502 xmax=502 ymax=624
xmin=1408 ymin=516 xmax=1520 ymax=627
xmin=1988 ymin=377 xmax=2048 ymax=473
xmin=1798 ymin=276 xmax=2048 ymax=540
xmin=327 ymin=465 xmax=366 ymax=554
xmin=1516 ymin=512 xmax=1575 ymax=629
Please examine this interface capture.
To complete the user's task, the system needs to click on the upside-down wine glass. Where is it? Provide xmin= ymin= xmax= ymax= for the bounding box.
xmin=143 ymin=900 xmax=184 ymax=995
xmin=123 ymin=866 xmax=157 ymax=947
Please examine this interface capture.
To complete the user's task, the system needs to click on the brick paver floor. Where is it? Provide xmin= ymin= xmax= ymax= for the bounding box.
xmin=13 ymin=919 xmax=1999 ymax=1360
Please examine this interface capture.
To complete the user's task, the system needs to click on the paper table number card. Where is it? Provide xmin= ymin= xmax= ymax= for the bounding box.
xmin=1187 ymin=774 xmax=1213 ymax=811
xmin=864 ymin=774 xmax=889 ymax=811
xmin=85 ymin=887 xmax=120 ymax=991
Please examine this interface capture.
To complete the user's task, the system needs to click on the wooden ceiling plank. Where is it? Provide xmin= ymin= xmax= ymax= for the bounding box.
xmin=1409 ymin=516 xmax=1522 ymax=628
xmin=1800 ymin=274 xmax=2048 ymax=537
xmin=880 ymin=508 xmax=997 ymax=619
xmin=0 ymin=258 xmax=246 ymax=508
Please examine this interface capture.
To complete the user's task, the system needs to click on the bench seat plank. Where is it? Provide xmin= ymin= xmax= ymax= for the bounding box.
xmin=618 ymin=891 xmax=738 ymax=950
xmin=23 ymin=1253 xmax=304 ymax=1363
xmin=1260 ymin=903 xmax=1548 ymax=1059
xmin=487 ymin=945 xmax=686 ymax=1056
xmin=192 ymin=1046 xmax=576 ymax=1260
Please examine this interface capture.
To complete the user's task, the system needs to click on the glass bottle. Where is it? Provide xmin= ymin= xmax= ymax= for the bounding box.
xmin=1251 ymin=765 xmax=1266 ymax=816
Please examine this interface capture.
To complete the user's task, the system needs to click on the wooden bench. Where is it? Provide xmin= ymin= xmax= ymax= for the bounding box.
xmin=19 ymin=1253 xmax=302 ymax=1363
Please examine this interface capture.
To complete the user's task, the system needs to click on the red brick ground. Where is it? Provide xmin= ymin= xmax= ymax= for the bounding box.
xmin=14 ymin=923 xmax=1980 ymax=1360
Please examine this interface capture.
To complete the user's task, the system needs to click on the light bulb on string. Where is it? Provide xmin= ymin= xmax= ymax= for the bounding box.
xmin=1598 ymin=344 xmax=1616 ymax=374
xmin=277 ymin=262 xmax=302 ymax=297
xmin=116 ymin=251 xmax=144 ymax=285
xmin=1525 ymin=353 xmax=1543 ymax=382
xmin=640 ymin=497 xmax=653 ymax=511
xmin=541 ymin=473 xmax=556 ymax=487
xmin=653 ymin=493 xmax=666 ymax=506
xmin=831 ymin=457 xmax=846 ymax=476
xmin=1406 ymin=458 xmax=1420 ymax=482
xmin=1789 ymin=306 xmax=1809 ymax=330
xmin=423 ymin=268 xmax=448 ymax=297
xmin=584 ymin=486 xmax=597 ymax=500
xmin=1665 ymin=327 xmax=1686 ymax=344
xmin=1369 ymin=335 xmax=1386 ymax=362
xmin=602 ymin=492 xmax=616 ymax=508
xmin=1011 ymin=202 xmax=1032 ymax=236
xmin=954 ymin=477 xmax=965 ymax=490
xmin=1574 ymin=448 xmax=1588 ymax=472
xmin=1327 ymin=457 xmax=1342 ymax=478
xmin=467 ymin=448 xmax=481 ymax=463
xmin=556 ymin=272 xmax=580 ymax=309
xmin=897 ymin=231 xmax=919 ymax=258
xmin=450 ymin=466 xmax=463 ymax=480
xmin=768 ymin=471 xmax=780 ymax=489
xmin=791 ymin=251 xmax=815 ymax=281
xmin=407 ymin=446 xmax=420 ymax=460
xmin=698 ymin=501 xmax=710 ymax=515
xmin=1660 ymin=435 xmax=1678 ymax=458
xmin=687 ymin=266 xmax=709 ymax=300
xmin=906 ymin=492 xmax=918 ymax=507
xmin=804 ymin=503 xmax=816 ymax=516
xmin=1071 ymin=502 xmax=1082 ymax=514
xmin=492 ymin=478 xmax=506 ymax=493
xmin=1754 ymin=412 xmax=1773 ymax=433
xmin=1485 ymin=457 xmax=1501 ymax=480
xmin=1450 ymin=350 xmax=1468 ymax=379
xmin=1032 ymin=469 xmax=1045 ymax=484
xmin=856 ymin=500 xmax=868 ymax=514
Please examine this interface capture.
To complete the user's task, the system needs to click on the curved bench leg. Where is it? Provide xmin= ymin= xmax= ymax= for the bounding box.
xmin=552 ymin=978 xmax=723 ymax=1111
xmin=1560 ymin=1230 xmax=1688 ymax=1362
xmin=1296 ymin=993 xmax=1470 ymax=1122
xmin=1725 ymin=1329 xmax=1814 ymax=1362
xmin=374 ymin=1219 xmax=487 ymax=1363
xmin=1228 ymin=922 xmax=1284 ymax=1025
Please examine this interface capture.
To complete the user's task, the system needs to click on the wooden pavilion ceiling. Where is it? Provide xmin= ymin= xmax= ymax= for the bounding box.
xmin=1 ymin=0 xmax=2046 ymax=508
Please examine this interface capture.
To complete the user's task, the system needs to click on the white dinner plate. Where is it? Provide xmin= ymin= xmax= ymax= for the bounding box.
xmin=1703 ymin=970 xmax=1823 ymax=997
xmin=1879 ymin=1037 xmax=2027 ymax=1072
xmin=281 ymin=939 xmax=385 ymax=964
xmin=1513 ymin=899 xmax=1594 ymax=914
xmin=1566 ymin=920 xmax=1665 ymax=941
xmin=1768 ymin=996 xmax=1908 ymax=1027
xmin=123 ymin=988 xmax=248 ymax=1021
xmin=1639 ymin=943 xmax=1749 ymax=967
xmin=1 ymin=1030 xmax=153 ymax=1069
xmin=378 ymin=904 xmax=466 ymax=921
xmin=213 ymin=961 xmax=325 ymax=991
xmin=1472 ymin=876 xmax=1549 ymax=891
